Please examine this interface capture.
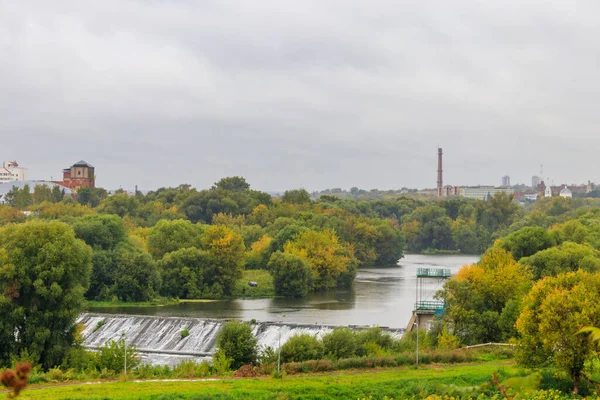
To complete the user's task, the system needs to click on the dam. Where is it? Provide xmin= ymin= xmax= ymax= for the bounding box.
xmin=78 ymin=313 xmax=405 ymax=366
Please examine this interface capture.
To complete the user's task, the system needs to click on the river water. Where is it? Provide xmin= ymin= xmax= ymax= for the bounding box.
xmin=89 ymin=254 xmax=478 ymax=330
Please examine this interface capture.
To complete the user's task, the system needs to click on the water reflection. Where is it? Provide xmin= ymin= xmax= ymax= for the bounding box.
xmin=89 ymin=254 xmax=479 ymax=328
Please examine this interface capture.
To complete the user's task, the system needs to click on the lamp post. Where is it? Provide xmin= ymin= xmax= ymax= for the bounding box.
xmin=415 ymin=318 xmax=419 ymax=366
xmin=121 ymin=331 xmax=127 ymax=377
xmin=277 ymin=314 xmax=286 ymax=375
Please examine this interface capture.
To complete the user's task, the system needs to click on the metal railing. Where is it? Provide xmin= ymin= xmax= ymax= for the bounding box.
xmin=416 ymin=268 xmax=451 ymax=278
xmin=414 ymin=301 xmax=445 ymax=311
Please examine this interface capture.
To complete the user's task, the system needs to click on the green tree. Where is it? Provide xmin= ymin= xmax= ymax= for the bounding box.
xmin=97 ymin=193 xmax=140 ymax=218
xmin=112 ymin=244 xmax=161 ymax=302
xmin=516 ymin=271 xmax=600 ymax=394
xmin=51 ymin=185 xmax=66 ymax=203
xmin=212 ymin=176 xmax=251 ymax=191
xmin=402 ymin=205 xmax=454 ymax=252
xmin=280 ymin=334 xmax=324 ymax=363
xmin=0 ymin=220 xmax=92 ymax=368
xmin=498 ymin=226 xmax=555 ymax=260
xmin=72 ymin=214 xmax=127 ymax=250
xmin=268 ymin=251 xmax=313 ymax=297
xmin=216 ymin=321 xmax=258 ymax=369
xmin=322 ymin=328 xmax=356 ymax=359
xmin=520 ymin=241 xmax=600 ymax=280
xmin=147 ymin=219 xmax=203 ymax=259
xmin=281 ymin=189 xmax=311 ymax=204
xmin=33 ymin=184 xmax=52 ymax=204
xmin=159 ymin=247 xmax=211 ymax=299
xmin=77 ymin=187 xmax=107 ymax=208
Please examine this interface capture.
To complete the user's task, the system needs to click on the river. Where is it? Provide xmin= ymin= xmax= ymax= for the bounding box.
xmin=89 ymin=254 xmax=479 ymax=330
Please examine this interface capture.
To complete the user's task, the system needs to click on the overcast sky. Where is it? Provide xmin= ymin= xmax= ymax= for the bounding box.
xmin=2 ymin=1 xmax=600 ymax=192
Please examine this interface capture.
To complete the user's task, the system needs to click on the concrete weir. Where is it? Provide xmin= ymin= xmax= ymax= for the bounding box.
xmin=78 ymin=313 xmax=405 ymax=366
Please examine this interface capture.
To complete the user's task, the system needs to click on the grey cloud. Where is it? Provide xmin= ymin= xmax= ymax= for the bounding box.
xmin=2 ymin=0 xmax=600 ymax=191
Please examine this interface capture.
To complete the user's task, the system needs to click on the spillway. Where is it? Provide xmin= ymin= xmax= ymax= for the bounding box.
xmin=78 ymin=313 xmax=404 ymax=366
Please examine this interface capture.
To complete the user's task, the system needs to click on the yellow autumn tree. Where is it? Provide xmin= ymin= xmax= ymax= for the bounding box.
xmin=245 ymin=234 xmax=272 ymax=269
xmin=440 ymin=248 xmax=532 ymax=344
xmin=284 ymin=229 xmax=357 ymax=290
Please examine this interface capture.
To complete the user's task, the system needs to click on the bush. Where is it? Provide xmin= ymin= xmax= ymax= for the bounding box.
xmin=355 ymin=327 xmax=395 ymax=356
xmin=180 ymin=329 xmax=190 ymax=339
xmin=322 ymin=328 xmax=356 ymax=359
xmin=280 ymin=334 xmax=324 ymax=363
xmin=216 ymin=321 xmax=258 ymax=369
xmin=96 ymin=340 xmax=140 ymax=373
xmin=268 ymin=251 xmax=313 ymax=297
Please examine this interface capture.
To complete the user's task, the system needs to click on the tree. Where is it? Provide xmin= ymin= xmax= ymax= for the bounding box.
xmin=199 ymin=226 xmax=246 ymax=297
xmin=51 ymin=185 xmax=65 ymax=203
xmin=284 ymin=229 xmax=357 ymax=290
xmin=402 ymin=205 xmax=454 ymax=252
xmin=0 ymin=221 xmax=92 ymax=368
xmin=322 ymin=328 xmax=356 ymax=359
xmin=77 ymin=187 xmax=107 ymax=208
xmin=4 ymin=185 xmax=33 ymax=209
xmin=268 ymin=251 xmax=313 ymax=297
xmin=112 ymin=244 xmax=161 ymax=302
xmin=147 ymin=219 xmax=203 ymax=259
xmin=212 ymin=177 xmax=250 ymax=192
xmin=33 ymin=185 xmax=52 ymax=204
xmin=159 ymin=247 xmax=211 ymax=299
xmin=281 ymin=189 xmax=311 ymax=204
xmin=516 ymin=271 xmax=600 ymax=394
xmin=498 ymin=226 xmax=555 ymax=260
xmin=72 ymin=214 xmax=127 ymax=250
xmin=440 ymin=248 xmax=532 ymax=344
xmin=97 ymin=193 xmax=140 ymax=218
xmin=268 ymin=224 xmax=308 ymax=254
xmin=216 ymin=321 xmax=258 ymax=369
xmin=520 ymin=241 xmax=600 ymax=280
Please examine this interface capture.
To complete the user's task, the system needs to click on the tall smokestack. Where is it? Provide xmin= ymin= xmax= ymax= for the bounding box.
xmin=437 ymin=148 xmax=443 ymax=197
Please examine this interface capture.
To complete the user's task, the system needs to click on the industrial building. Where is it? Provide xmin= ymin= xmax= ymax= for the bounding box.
xmin=459 ymin=186 xmax=514 ymax=200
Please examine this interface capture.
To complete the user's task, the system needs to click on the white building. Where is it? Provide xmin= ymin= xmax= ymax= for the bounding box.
xmin=559 ymin=187 xmax=573 ymax=198
xmin=524 ymin=193 xmax=539 ymax=201
xmin=0 ymin=161 xmax=28 ymax=183
xmin=544 ymin=185 xmax=552 ymax=197
xmin=459 ymin=186 xmax=514 ymax=200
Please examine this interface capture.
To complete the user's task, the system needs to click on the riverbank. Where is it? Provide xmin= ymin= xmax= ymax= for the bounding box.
xmin=87 ymin=271 xmax=276 ymax=309
xmin=18 ymin=361 xmax=521 ymax=400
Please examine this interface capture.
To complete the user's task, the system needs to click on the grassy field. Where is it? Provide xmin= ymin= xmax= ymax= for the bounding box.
xmin=18 ymin=362 xmax=519 ymax=400
xmin=232 ymin=270 xmax=275 ymax=298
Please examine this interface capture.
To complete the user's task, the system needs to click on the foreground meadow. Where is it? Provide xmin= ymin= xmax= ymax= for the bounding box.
xmin=13 ymin=362 xmax=522 ymax=400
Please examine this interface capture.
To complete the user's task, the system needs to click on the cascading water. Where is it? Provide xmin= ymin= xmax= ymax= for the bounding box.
xmin=78 ymin=313 xmax=404 ymax=366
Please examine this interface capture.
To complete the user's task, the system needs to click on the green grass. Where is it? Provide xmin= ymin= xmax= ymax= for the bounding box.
xmin=20 ymin=362 xmax=518 ymax=399
xmin=232 ymin=270 xmax=275 ymax=298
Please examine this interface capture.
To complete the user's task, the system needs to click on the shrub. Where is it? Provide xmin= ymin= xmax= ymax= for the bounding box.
xmin=355 ymin=327 xmax=395 ymax=356
xmin=96 ymin=340 xmax=140 ymax=373
xmin=216 ymin=321 xmax=258 ymax=369
xmin=212 ymin=351 xmax=232 ymax=376
xmin=280 ymin=334 xmax=324 ymax=363
xmin=322 ymin=328 xmax=356 ymax=359
xmin=180 ymin=329 xmax=190 ymax=339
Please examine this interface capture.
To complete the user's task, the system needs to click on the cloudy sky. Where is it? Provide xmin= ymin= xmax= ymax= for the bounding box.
xmin=2 ymin=1 xmax=600 ymax=192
